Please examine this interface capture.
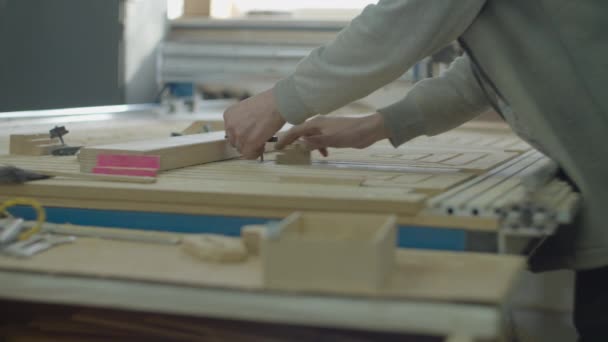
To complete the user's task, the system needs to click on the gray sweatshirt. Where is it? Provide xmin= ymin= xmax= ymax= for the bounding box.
xmin=274 ymin=0 xmax=608 ymax=271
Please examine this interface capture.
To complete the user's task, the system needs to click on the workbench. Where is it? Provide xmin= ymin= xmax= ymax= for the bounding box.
xmin=0 ymin=105 xmax=576 ymax=341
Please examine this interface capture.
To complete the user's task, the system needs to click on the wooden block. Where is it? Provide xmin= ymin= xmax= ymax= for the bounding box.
xmin=181 ymin=234 xmax=247 ymax=263
xmin=262 ymin=212 xmax=397 ymax=293
xmin=9 ymin=133 xmax=62 ymax=156
xmin=183 ymin=0 xmax=211 ymax=17
xmin=241 ymin=225 xmax=266 ymax=256
xmin=29 ymin=169 xmax=157 ymax=184
xmin=79 ymin=131 xmax=240 ymax=172
xmin=275 ymin=144 xmax=311 ymax=165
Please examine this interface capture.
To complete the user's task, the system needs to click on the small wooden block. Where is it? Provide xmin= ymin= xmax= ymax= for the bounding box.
xmin=275 ymin=144 xmax=311 ymax=165
xmin=262 ymin=212 xmax=397 ymax=293
xmin=9 ymin=133 xmax=62 ymax=156
xmin=181 ymin=234 xmax=247 ymax=263
xmin=79 ymin=131 xmax=240 ymax=173
xmin=241 ymin=225 xmax=266 ymax=255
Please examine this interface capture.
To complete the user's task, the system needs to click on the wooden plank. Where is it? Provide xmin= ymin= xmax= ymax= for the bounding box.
xmin=92 ymin=166 xmax=158 ymax=178
xmin=0 ymin=232 xmax=524 ymax=304
xmin=78 ymin=131 xmax=239 ymax=172
xmin=0 ymin=178 xmax=426 ymax=216
xmin=0 ymin=270 xmax=503 ymax=339
xmin=28 ymin=169 xmax=157 ymax=184
xmin=0 ymin=194 xmax=499 ymax=231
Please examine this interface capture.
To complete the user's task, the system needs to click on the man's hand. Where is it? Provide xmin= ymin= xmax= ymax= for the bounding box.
xmin=223 ymin=89 xmax=286 ymax=159
xmin=276 ymin=113 xmax=390 ymax=157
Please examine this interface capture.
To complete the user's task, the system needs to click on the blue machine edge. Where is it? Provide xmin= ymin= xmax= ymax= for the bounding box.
xmin=8 ymin=206 xmax=466 ymax=251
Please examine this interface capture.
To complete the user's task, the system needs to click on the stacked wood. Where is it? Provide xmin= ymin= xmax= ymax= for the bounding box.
xmin=78 ymin=131 xmax=239 ymax=173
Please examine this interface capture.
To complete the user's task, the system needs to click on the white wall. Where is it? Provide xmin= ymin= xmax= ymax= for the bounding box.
xmin=124 ymin=0 xmax=168 ymax=103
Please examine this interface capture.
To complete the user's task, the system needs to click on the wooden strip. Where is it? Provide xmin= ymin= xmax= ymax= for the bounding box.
xmin=279 ymin=175 xmax=364 ymax=186
xmin=420 ymin=153 xmax=459 ymax=163
xmin=1 ymin=179 xmax=426 ymax=215
xmin=93 ymin=166 xmax=158 ymax=178
xmin=30 ymin=169 xmax=157 ymax=184
xmin=0 ymin=270 xmax=504 ymax=339
xmin=0 ymin=237 xmax=524 ymax=304
xmin=0 ymin=195 xmax=499 ymax=231
xmin=440 ymin=153 xmax=486 ymax=166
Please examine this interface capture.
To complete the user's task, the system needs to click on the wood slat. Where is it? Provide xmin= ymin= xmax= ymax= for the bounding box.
xmin=0 ymin=230 xmax=524 ymax=304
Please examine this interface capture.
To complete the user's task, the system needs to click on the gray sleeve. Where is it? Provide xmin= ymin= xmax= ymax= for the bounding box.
xmin=273 ymin=0 xmax=486 ymax=124
xmin=378 ymin=55 xmax=492 ymax=146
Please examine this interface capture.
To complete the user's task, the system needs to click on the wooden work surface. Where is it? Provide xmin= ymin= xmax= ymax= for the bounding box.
xmin=0 ymin=121 xmax=531 ymax=231
xmin=0 ymin=228 xmax=524 ymax=305
xmin=0 ymin=226 xmax=523 ymax=339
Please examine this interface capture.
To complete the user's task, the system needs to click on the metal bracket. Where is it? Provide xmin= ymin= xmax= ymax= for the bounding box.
xmin=0 ymin=217 xmax=25 ymax=245
xmin=2 ymin=234 xmax=75 ymax=258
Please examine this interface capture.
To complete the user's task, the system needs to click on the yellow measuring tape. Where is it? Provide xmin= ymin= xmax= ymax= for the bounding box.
xmin=0 ymin=198 xmax=46 ymax=240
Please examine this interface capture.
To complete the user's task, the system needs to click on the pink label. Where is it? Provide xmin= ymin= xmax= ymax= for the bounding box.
xmin=92 ymin=166 xmax=158 ymax=178
xmin=96 ymin=154 xmax=160 ymax=169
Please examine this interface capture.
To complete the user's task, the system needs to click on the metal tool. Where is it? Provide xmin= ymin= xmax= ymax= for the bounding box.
xmin=49 ymin=125 xmax=82 ymax=156
xmin=0 ymin=217 xmax=25 ymax=245
xmin=2 ymin=234 xmax=75 ymax=258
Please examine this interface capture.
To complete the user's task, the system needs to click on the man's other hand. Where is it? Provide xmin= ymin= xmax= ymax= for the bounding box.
xmin=223 ymin=89 xmax=286 ymax=159
xmin=276 ymin=113 xmax=390 ymax=157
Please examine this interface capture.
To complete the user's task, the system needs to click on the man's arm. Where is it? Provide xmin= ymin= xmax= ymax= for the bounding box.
xmin=276 ymin=56 xmax=493 ymax=151
xmin=379 ymin=55 xmax=492 ymax=146
xmin=274 ymin=0 xmax=486 ymax=125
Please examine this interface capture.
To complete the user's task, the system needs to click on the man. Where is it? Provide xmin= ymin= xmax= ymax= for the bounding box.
xmin=223 ymin=1 xmax=608 ymax=339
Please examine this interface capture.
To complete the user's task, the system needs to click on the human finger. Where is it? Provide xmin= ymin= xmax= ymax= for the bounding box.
xmin=318 ymin=147 xmax=329 ymax=157
xmin=276 ymin=123 xmax=320 ymax=150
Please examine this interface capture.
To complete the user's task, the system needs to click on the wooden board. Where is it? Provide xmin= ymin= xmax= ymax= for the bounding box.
xmin=79 ymin=131 xmax=239 ymax=172
xmin=0 ymin=230 xmax=524 ymax=305
xmin=0 ymin=177 xmax=426 ymax=216
xmin=0 ymin=194 xmax=499 ymax=231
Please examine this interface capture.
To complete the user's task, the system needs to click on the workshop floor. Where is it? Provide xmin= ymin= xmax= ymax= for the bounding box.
xmin=510 ymin=270 xmax=578 ymax=341
xmin=512 ymin=309 xmax=577 ymax=342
